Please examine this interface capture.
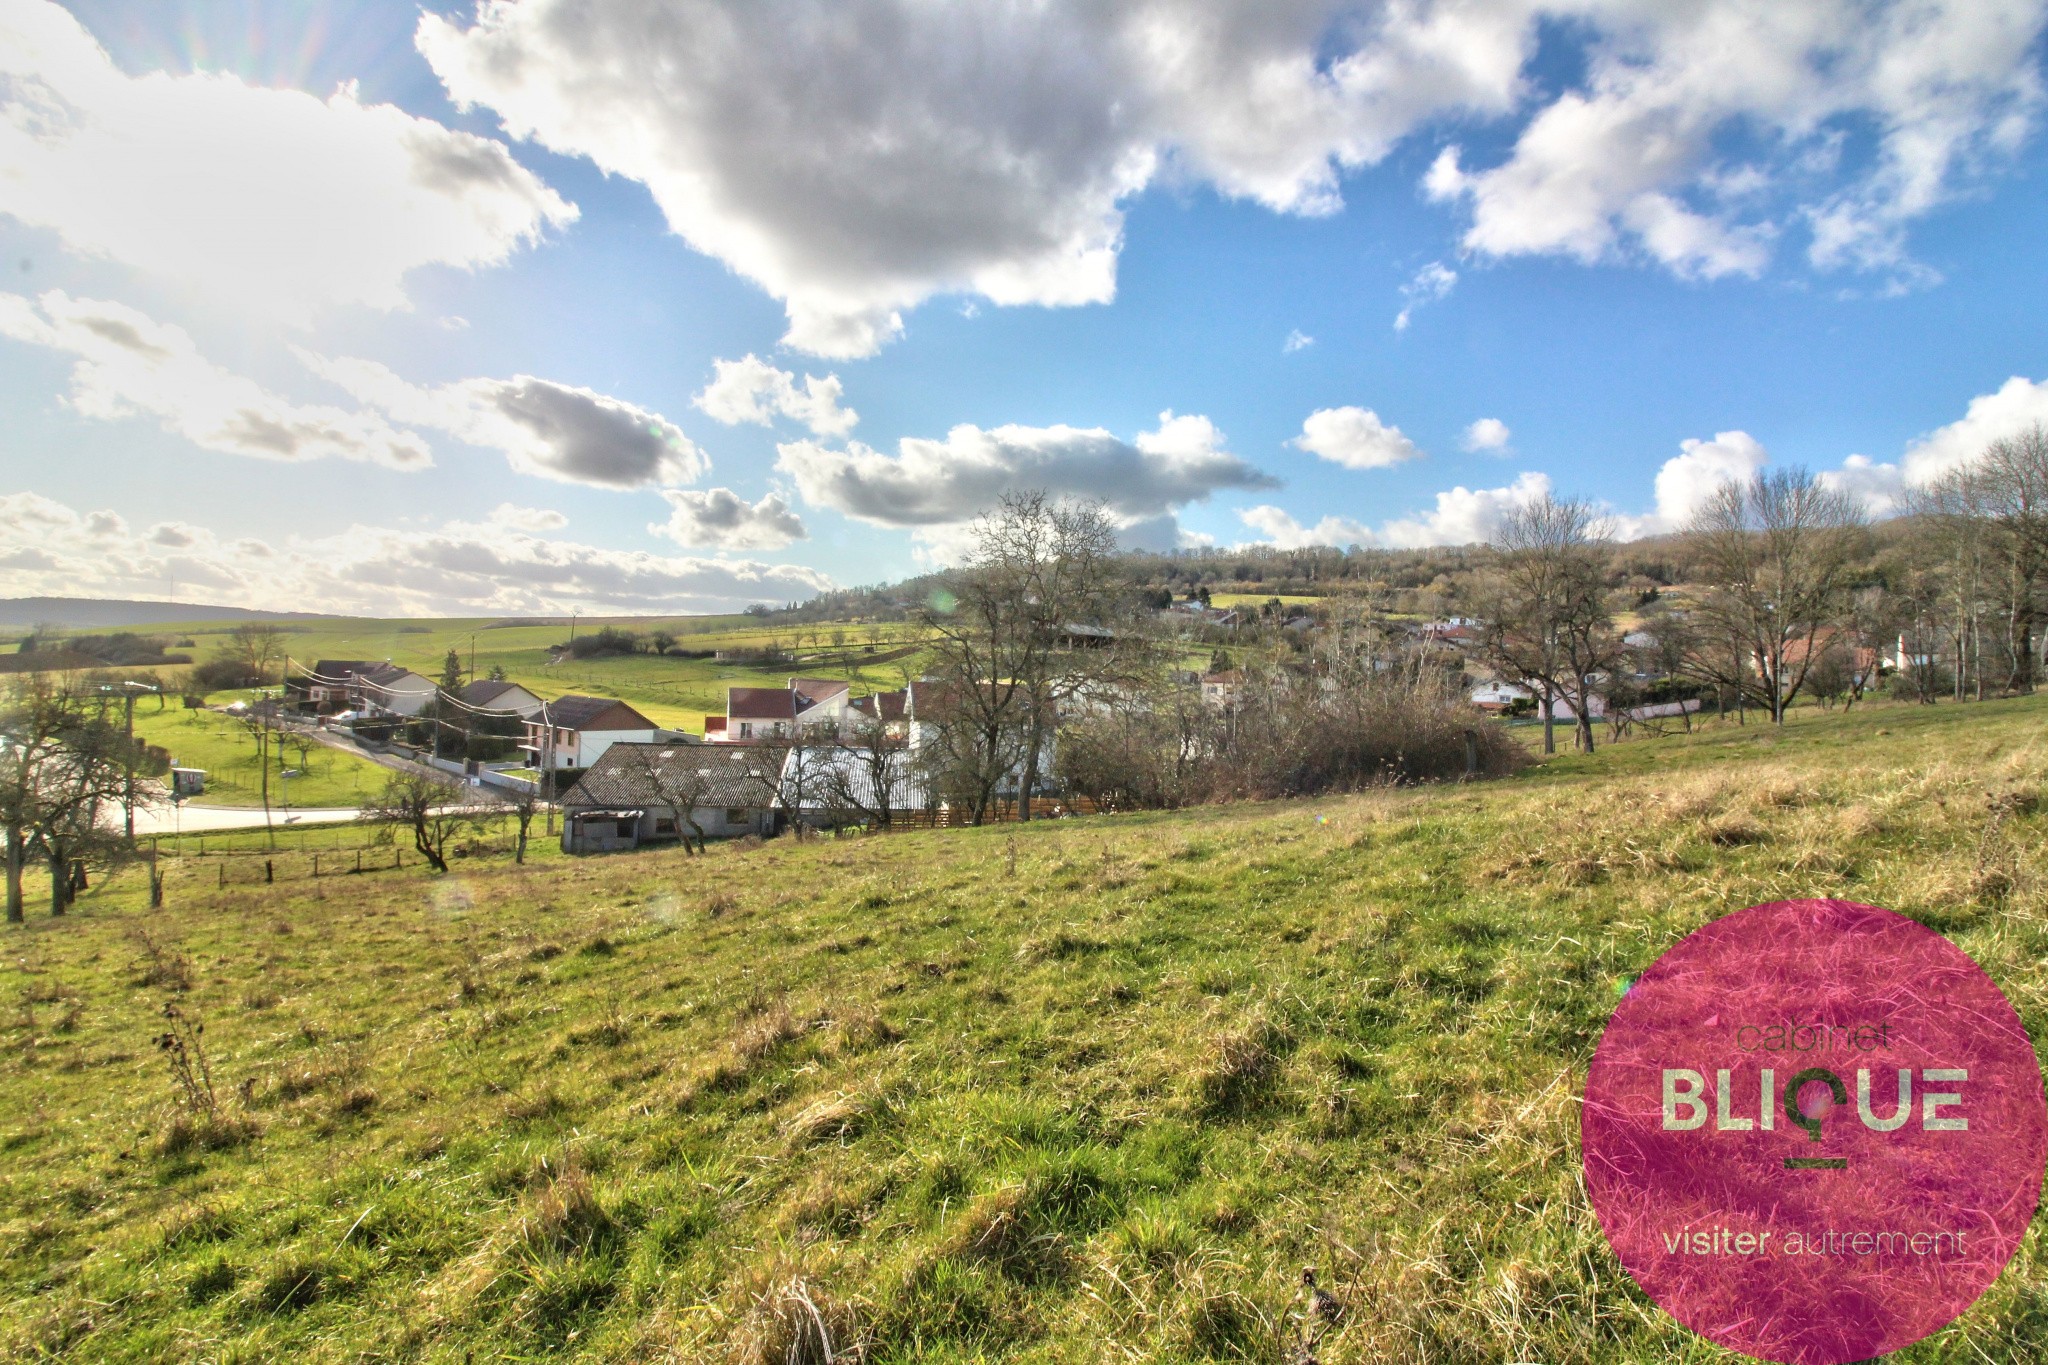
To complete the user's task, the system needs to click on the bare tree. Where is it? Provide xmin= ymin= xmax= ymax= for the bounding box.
xmin=0 ymin=677 xmax=140 ymax=917
xmin=1686 ymin=467 xmax=1866 ymax=724
xmin=1957 ymin=425 xmax=2048 ymax=692
xmin=361 ymin=771 xmax=488 ymax=873
xmin=608 ymin=745 xmax=716 ymax=853
xmin=825 ymin=716 xmax=920 ymax=828
xmin=921 ymin=492 xmax=1131 ymax=821
xmin=503 ymin=782 xmax=542 ymax=864
xmin=1472 ymin=495 xmax=1622 ymax=753
xmin=222 ymin=622 xmax=290 ymax=686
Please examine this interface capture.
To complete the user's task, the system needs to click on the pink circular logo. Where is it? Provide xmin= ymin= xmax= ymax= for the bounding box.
xmin=1584 ymin=899 xmax=2045 ymax=1363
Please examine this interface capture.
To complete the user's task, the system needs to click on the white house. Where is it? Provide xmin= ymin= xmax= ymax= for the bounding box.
xmin=455 ymin=678 xmax=545 ymax=719
xmin=522 ymin=695 xmax=661 ymax=772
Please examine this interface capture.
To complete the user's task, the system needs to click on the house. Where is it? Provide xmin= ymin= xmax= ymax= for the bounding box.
xmin=296 ymin=659 xmax=436 ymax=717
xmin=1201 ymin=670 xmax=1246 ymax=708
xmin=706 ymin=677 xmax=868 ymax=742
xmin=455 ymin=678 xmax=545 ymax=719
xmin=521 ymin=694 xmax=660 ymax=772
xmin=846 ymin=687 xmax=910 ymax=739
xmin=717 ymin=686 xmax=796 ymax=742
xmin=1469 ymin=681 xmax=1532 ymax=712
xmin=559 ymin=742 xmax=776 ymax=853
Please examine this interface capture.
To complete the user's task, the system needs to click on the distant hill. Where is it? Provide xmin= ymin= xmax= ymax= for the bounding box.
xmin=0 ymin=597 xmax=344 ymax=630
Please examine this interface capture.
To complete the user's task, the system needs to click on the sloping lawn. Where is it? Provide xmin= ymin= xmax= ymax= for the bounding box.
xmin=2 ymin=697 xmax=2045 ymax=1362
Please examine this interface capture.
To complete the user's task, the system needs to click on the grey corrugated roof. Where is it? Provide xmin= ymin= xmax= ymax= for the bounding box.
xmin=563 ymin=742 xmax=771 ymax=810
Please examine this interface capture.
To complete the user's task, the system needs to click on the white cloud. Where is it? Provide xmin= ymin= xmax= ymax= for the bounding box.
xmin=300 ymin=353 xmax=705 ymax=489
xmin=775 ymin=410 xmax=1275 ymax=543
xmin=1239 ymin=470 xmax=1552 ymax=549
xmin=1425 ymin=3 xmax=2044 ymax=288
xmin=1291 ymin=406 xmax=1420 ymax=470
xmin=653 ymin=488 xmax=807 ymax=551
xmin=0 ymin=0 xmax=575 ymax=318
xmin=1607 ymin=430 xmax=1771 ymax=538
xmin=1237 ymin=506 xmax=1375 ymax=550
xmin=1283 ymin=328 xmax=1314 ymax=353
xmin=1900 ymin=375 xmax=2048 ymax=483
xmin=1462 ymin=417 xmax=1511 ymax=453
xmin=1378 ymin=471 xmax=1553 ymax=548
xmin=0 ymin=492 xmax=832 ymax=615
xmin=1817 ymin=453 xmax=1907 ymax=516
xmin=693 ymin=354 xmax=858 ymax=437
xmin=410 ymin=3 xmax=2034 ymax=353
xmin=0 ymin=291 xmax=432 ymax=468
xmin=1394 ymin=260 xmax=1456 ymax=330
xmin=416 ymin=0 xmax=1530 ymax=355
xmin=490 ymin=502 xmax=568 ymax=532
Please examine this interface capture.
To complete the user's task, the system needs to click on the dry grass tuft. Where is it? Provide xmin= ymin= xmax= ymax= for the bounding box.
xmin=784 ymin=1091 xmax=868 ymax=1145
xmin=728 ymin=1275 xmax=867 ymax=1365
xmin=1195 ymin=1012 xmax=1293 ymax=1116
xmin=517 ymin=1154 xmax=616 ymax=1256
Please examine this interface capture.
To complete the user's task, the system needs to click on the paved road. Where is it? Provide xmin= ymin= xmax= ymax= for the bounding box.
xmin=131 ymin=804 xmax=366 ymax=835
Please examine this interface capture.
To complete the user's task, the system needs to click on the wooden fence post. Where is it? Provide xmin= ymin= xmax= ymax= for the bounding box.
xmin=217 ymin=862 xmax=225 ymax=889
xmin=265 ymin=860 xmax=273 ymax=884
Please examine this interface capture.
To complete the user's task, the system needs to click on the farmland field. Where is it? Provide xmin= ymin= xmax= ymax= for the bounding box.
xmin=32 ymin=613 xmax=935 ymax=736
xmin=2 ymin=696 xmax=2045 ymax=1362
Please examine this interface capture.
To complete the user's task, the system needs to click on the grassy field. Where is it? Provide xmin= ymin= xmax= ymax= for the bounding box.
xmin=55 ymin=614 xmax=934 ymax=736
xmin=129 ymin=705 xmax=395 ymax=810
xmin=2 ymin=698 xmax=2046 ymax=1362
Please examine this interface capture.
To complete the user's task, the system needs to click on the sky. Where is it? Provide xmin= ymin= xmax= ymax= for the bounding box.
xmin=2 ymin=0 xmax=2047 ymax=616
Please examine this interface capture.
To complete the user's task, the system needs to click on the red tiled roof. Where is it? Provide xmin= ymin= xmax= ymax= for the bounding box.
xmin=728 ymin=687 xmax=797 ymax=721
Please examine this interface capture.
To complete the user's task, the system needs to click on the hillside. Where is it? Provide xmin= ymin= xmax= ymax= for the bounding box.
xmin=2 ymin=699 xmax=2045 ymax=1362
xmin=0 ymin=598 xmax=346 ymax=630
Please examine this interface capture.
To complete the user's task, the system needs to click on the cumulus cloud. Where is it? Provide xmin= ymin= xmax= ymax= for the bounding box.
xmin=1394 ymin=260 xmax=1456 ymax=330
xmin=653 ymin=487 xmax=808 ymax=551
xmin=1283 ymin=329 xmax=1314 ymax=353
xmin=1239 ymin=470 xmax=1552 ymax=549
xmin=1291 ymin=406 xmax=1420 ymax=470
xmin=693 ymin=354 xmax=858 ymax=437
xmin=0 ymin=0 xmax=575 ymax=317
xmin=0 ymin=291 xmax=432 ymax=468
xmin=300 ymin=353 xmax=705 ymax=488
xmin=1817 ymin=454 xmax=1908 ymax=516
xmin=775 ymin=410 xmax=1275 ymax=548
xmin=1425 ymin=3 xmax=2043 ymax=287
xmin=1462 ymin=417 xmax=1512 ymax=452
xmin=1237 ymin=506 xmax=1375 ymax=550
xmin=1900 ymin=374 xmax=2048 ymax=483
xmin=417 ymin=0 xmax=1531 ymax=355
xmin=490 ymin=502 xmax=568 ymax=532
xmin=0 ymin=492 xmax=832 ymax=615
xmin=1605 ymin=430 xmax=1771 ymax=538
xmin=411 ymin=2 xmax=2032 ymax=353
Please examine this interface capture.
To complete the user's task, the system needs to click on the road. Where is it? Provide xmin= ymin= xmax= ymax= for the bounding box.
xmin=131 ymin=803 xmax=366 ymax=835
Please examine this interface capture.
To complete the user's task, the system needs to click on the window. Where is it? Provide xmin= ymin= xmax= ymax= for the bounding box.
xmin=738 ymin=721 xmax=753 ymax=738
xmin=726 ymin=808 xmax=748 ymax=825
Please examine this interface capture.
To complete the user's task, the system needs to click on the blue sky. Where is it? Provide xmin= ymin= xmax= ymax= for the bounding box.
xmin=3 ymin=0 xmax=2047 ymax=614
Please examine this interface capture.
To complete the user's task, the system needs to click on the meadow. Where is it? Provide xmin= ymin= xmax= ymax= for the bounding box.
xmin=127 ymin=705 xmax=394 ymax=811
xmin=110 ymin=614 xmax=934 ymax=736
xmin=1 ymin=697 xmax=2044 ymax=1362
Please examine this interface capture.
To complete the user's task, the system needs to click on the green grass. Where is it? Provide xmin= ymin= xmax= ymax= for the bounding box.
xmin=1207 ymin=592 xmax=1323 ymax=609
xmin=131 ymin=706 xmax=393 ymax=809
xmin=103 ymin=614 xmax=931 ymax=736
xmin=4 ymin=697 xmax=2048 ymax=1361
